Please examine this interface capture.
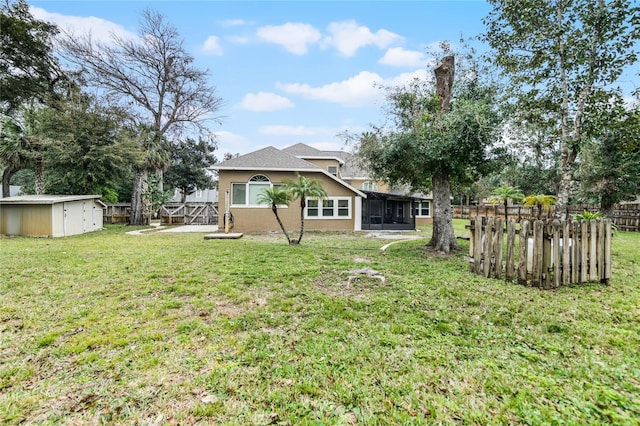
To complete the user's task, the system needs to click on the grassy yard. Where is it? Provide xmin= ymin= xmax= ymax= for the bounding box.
xmin=1 ymin=220 xmax=639 ymax=425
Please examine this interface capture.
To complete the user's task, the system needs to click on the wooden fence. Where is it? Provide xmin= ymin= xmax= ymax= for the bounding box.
xmin=468 ymin=217 xmax=612 ymax=288
xmin=158 ymin=203 xmax=218 ymax=225
xmin=455 ymin=203 xmax=640 ymax=232
xmin=104 ymin=203 xmax=133 ymax=224
xmin=104 ymin=203 xmax=218 ymax=225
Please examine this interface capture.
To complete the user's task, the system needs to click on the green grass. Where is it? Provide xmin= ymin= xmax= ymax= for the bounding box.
xmin=1 ymin=221 xmax=639 ymax=424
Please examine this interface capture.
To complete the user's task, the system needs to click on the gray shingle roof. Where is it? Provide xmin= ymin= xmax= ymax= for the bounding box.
xmin=281 ymin=143 xmax=369 ymax=178
xmin=213 ymin=146 xmax=320 ymax=170
xmin=282 ymin=143 xmax=324 ymax=157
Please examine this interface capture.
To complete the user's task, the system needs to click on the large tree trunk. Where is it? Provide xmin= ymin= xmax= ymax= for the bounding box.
xmin=2 ymin=168 xmax=15 ymax=198
xmin=130 ymin=169 xmax=148 ymax=225
xmin=428 ymin=170 xmax=459 ymax=254
xmin=428 ymin=55 xmax=459 ymax=254
xmin=554 ymin=146 xmax=577 ymax=220
xmin=34 ymin=159 xmax=45 ymax=195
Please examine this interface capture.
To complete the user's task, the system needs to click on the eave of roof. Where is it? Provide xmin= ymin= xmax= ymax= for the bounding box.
xmin=0 ymin=194 xmax=103 ymax=205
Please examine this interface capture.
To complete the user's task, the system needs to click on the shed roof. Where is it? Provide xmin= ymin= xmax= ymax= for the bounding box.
xmin=0 ymin=194 xmax=103 ymax=205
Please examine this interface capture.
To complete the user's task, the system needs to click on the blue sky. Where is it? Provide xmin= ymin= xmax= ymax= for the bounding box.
xmin=29 ymin=1 xmax=495 ymax=156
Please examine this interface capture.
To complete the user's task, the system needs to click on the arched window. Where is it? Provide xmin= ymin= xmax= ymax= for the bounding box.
xmin=231 ymin=174 xmax=273 ymax=206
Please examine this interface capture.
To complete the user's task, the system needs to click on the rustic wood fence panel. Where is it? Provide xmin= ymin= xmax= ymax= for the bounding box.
xmin=158 ymin=203 xmax=218 ymax=225
xmin=468 ymin=217 xmax=612 ymax=288
xmin=455 ymin=203 xmax=640 ymax=232
xmin=103 ymin=203 xmax=131 ymax=224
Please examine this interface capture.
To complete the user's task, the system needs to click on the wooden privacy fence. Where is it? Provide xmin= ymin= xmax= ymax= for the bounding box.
xmin=455 ymin=204 xmax=640 ymax=232
xmin=468 ymin=217 xmax=612 ymax=288
xmin=158 ymin=203 xmax=218 ymax=225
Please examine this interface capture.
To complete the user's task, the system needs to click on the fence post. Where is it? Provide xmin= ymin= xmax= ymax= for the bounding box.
xmin=542 ymin=221 xmax=552 ymax=289
xmin=518 ymin=220 xmax=529 ymax=285
xmin=531 ymin=220 xmax=544 ymax=287
xmin=604 ymin=219 xmax=612 ymax=284
xmin=469 ymin=219 xmax=475 ymax=272
xmin=562 ymin=221 xmax=571 ymax=285
xmin=589 ymin=220 xmax=598 ymax=281
xmin=552 ymin=220 xmax=561 ymax=288
xmin=506 ymin=219 xmax=516 ymax=281
xmin=580 ymin=220 xmax=589 ymax=283
xmin=484 ymin=217 xmax=494 ymax=278
xmin=494 ymin=218 xmax=503 ymax=279
xmin=474 ymin=218 xmax=483 ymax=274
xmin=596 ymin=219 xmax=604 ymax=283
xmin=571 ymin=220 xmax=580 ymax=284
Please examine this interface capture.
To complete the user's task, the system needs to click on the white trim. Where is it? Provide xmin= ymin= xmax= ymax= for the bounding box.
xmin=413 ymin=200 xmax=431 ymax=218
xmin=304 ymin=196 xmax=352 ymax=220
xmin=296 ymin=155 xmax=345 ymax=165
xmin=354 ymin=196 xmax=362 ymax=231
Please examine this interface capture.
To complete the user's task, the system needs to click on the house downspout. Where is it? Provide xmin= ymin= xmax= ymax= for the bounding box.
xmin=224 ymin=190 xmax=231 ymax=234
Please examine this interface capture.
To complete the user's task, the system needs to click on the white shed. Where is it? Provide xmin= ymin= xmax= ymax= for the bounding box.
xmin=0 ymin=195 xmax=105 ymax=237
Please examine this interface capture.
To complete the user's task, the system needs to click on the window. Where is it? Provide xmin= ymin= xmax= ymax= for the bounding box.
xmin=413 ymin=201 xmax=431 ymax=217
xmin=231 ymin=174 xmax=277 ymax=206
xmin=360 ymin=181 xmax=379 ymax=192
xmin=305 ymin=197 xmax=351 ymax=219
xmin=195 ymin=189 xmax=203 ymax=198
xmin=327 ymin=165 xmax=338 ymax=176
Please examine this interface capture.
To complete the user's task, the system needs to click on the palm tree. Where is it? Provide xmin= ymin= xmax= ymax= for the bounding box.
xmin=257 ymin=186 xmax=292 ymax=244
xmin=0 ymin=118 xmax=27 ymax=197
xmin=523 ymin=194 xmax=557 ymax=220
xmin=284 ymin=173 xmax=327 ymax=245
xmin=487 ymin=185 xmax=524 ymax=224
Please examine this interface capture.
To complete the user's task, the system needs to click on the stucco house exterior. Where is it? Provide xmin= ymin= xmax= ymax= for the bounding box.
xmin=212 ymin=143 xmax=432 ymax=233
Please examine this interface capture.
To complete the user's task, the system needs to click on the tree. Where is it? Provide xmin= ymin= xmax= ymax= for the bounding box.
xmin=0 ymin=117 xmax=29 ymax=196
xmin=61 ymin=9 xmax=223 ymax=224
xmin=283 ymin=174 xmax=327 ymax=245
xmin=523 ymin=194 xmax=557 ymax=220
xmin=164 ymin=137 xmax=217 ymax=203
xmin=0 ymin=109 xmax=52 ymax=195
xmin=354 ymin=50 xmax=501 ymax=254
xmin=42 ymin=95 xmax=141 ymax=197
xmin=483 ymin=0 xmax=640 ymax=219
xmin=487 ymin=185 xmax=524 ymax=224
xmin=0 ymin=0 xmax=61 ymax=114
xmin=257 ymin=187 xmax=293 ymax=244
xmin=576 ymin=100 xmax=640 ymax=216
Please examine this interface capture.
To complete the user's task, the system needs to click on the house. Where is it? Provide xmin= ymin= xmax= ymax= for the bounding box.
xmin=0 ymin=195 xmax=105 ymax=237
xmin=169 ymin=187 xmax=218 ymax=204
xmin=212 ymin=143 xmax=432 ymax=233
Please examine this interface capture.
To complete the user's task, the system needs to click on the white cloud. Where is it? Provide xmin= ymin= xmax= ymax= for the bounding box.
xmin=213 ymin=131 xmax=255 ymax=156
xmin=256 ymin=23 xmax=322 ymax=55
xmin=237 ymin=92 xmax=294 ymax=112
xmin=259 ymin=125 xmax=334 ymax=136
xmin=228 ymin=35 xmax=250 ymax=44
xmin=220 ymin=19 xmax=247 ymax=27
xmin=277 ymin=69 xmax=431 ymax=107
xmin=30 ymin=6 xmax=137 ymax=43
xmin=324 ymin=20 xmax=402 ymax=57
xmin=386 ymin=69 xmax=432 ymax=86
xmin=379 ymin=47 xmax=427 ymax=67
xmin=277 ymin=71 xmax=383 ymax=107
xmin=202 ymin=36 xmax=223 ymax=55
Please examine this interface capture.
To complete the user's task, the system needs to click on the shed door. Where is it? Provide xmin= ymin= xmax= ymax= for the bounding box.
xmin=63 ymin=202 xmax=86 ymax=236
